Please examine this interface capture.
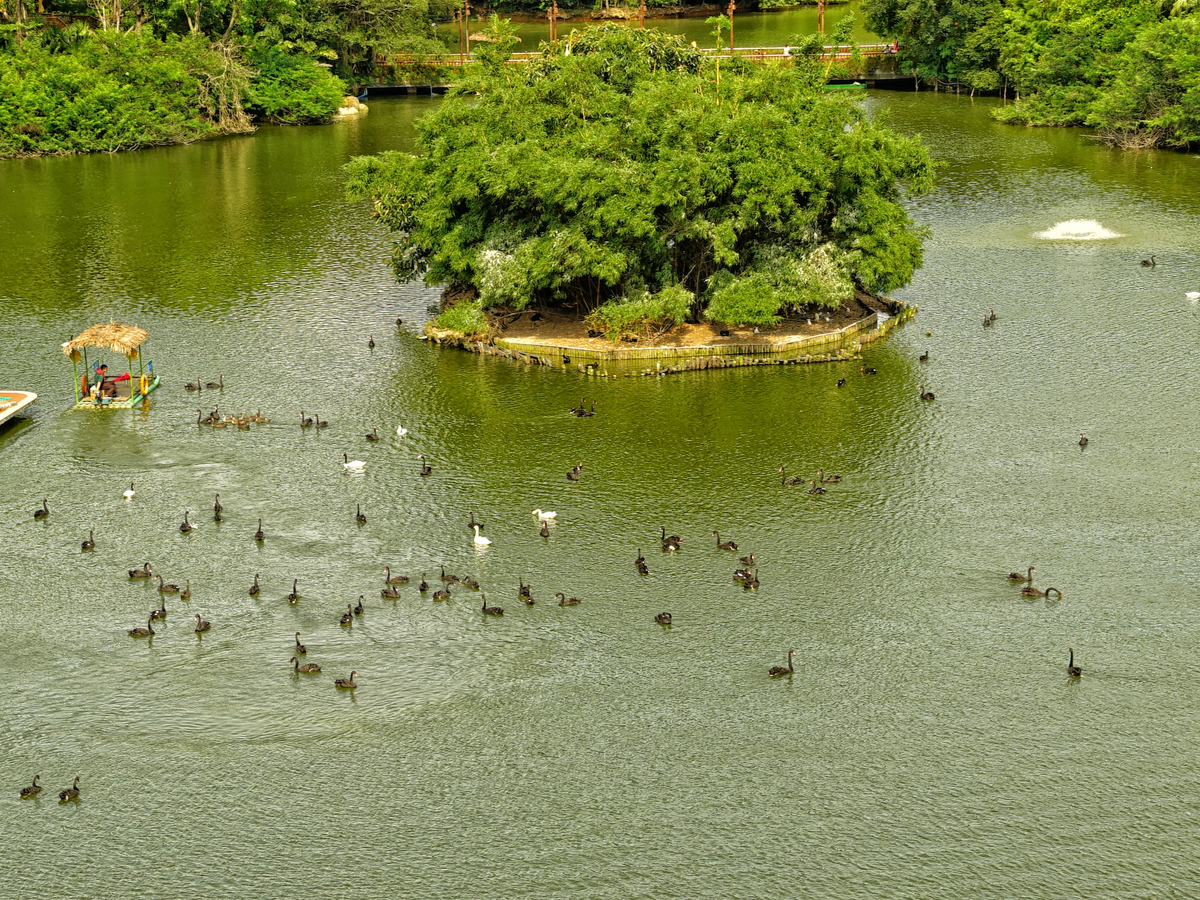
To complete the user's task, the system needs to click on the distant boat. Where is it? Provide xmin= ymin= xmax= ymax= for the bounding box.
xmin=0 ymin=390 xmax=36 ymax=427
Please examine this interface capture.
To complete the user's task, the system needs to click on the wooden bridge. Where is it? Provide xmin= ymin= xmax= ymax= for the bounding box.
xmin=368 ymin=42 xmax=907 ymax=91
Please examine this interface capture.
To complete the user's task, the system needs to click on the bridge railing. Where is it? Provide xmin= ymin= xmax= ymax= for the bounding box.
xmin=377 ymin=43 xmax=896 ymax=71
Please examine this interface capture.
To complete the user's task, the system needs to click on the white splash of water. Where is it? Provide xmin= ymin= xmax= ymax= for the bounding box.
xmin=1034 ymin=219 xmax=1125 ymax=241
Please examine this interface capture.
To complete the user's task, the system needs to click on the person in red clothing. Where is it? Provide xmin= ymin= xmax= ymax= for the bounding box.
xmin=96 ymin=364 xmax=130 ymax=398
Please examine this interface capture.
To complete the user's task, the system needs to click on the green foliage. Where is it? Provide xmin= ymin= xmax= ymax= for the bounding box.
xmin=244 ymin=45 xmax=344 ymax=123
xmin=347 ymin=25 xmax=933 ymax=329
xmin=586 ymin=285 xmax=694 ymax=338
xmin=433 ymin=298 xmax=488 ymax=336
xmin=0 ymin=32 xmax=241 ymax=156
xmin=865 ymin=0 xmax=1200 ymax=147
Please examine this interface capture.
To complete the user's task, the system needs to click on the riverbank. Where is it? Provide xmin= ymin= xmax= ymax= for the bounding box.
xmin=424 ymin=292 xmax=917 ymax=374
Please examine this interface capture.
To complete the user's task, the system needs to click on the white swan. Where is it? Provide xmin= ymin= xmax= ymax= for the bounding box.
xmin=1187 ymin=292 xmax=1200 ymax=302
xmin=473 ymin=524 xmax=492 ymax=546
xmin=123 ymin=482 xmax=136 ymax=500
xmin=532 ymin=509 xmax=557 ymax=520
xmin=396 ymin=424 xmax=408 ymax=436
xmin=343 ymin=453 xmax=366 ymax=472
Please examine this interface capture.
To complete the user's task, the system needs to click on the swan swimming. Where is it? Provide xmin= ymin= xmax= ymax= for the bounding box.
xmin=532 ymin=509 xmax=557 ymax=520
xmin=1187 ymin=292 xmax=1200 ymax=302
xmin=473 ymin=524 xmax=492 ymax=546
xmin=396 ymin=425 xmax=408 ymax=436
xmin=122 ymin=482 xmax=135 ymax=500
xmin=343 ymin=453 xmax=366 ymax=472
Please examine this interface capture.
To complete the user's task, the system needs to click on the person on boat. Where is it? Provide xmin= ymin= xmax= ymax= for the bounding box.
xmin=97 ymin=364 xmax=129 ymax=398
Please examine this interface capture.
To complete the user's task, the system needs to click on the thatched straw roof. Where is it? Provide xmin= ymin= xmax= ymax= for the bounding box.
xmin=63 ymin=322 xmax=149 ymax=360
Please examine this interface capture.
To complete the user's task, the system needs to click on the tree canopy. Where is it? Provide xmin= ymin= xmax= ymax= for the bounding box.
xmin=346 ymin=24 xmax=933 ymax=336
xmin=864 ymin=0 xmax=1200 ymax=148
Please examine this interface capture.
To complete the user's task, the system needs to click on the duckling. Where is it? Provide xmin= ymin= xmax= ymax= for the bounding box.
xmin=180 ymin=580 xmax=191 ymax=601
xmin=156 ymin=575 xmax=179 ymax=594
xmin=334 ymin=671 xmax=358 ymax=689
xmin=366 ymin=428 xmax=380 ymax=442
xmin=432 ymin=587 xmax=451 ymax=601
xmin=1079 ymin=434 xmax=1089 ymax=447
xmin=712 ymin=530 xmax=738 ymax=551
xmin=861 ymin=366 xmax=877 ymax=375
xmin=150 ymin=600 xmax=167 ymax=622
xmin=418 ymin=573 xmax=429 ymax=592
xmin=540 ymin=521 xmax=550 ymax=538
xmin=733 ymin=568 xmax=752 ymax=582
xmin=81 ymin=530 xmax=96 ymax=551
xmin=836 ymin=378 xmax=846 ymax=387
xmin=353 ymin=596 xmax=365 ymax=616
xmin=33 ymin=499 xmax=49 ymax=519
xmin=419 ymin=454 xmax=432 ymax=476
xmin=286 ymin=579 xmax=300 ymax=604
xmin=295 ymin=633 xmax=307 ymax=654
xmin=384 ymin=567 xmax=409 ymax=585
xmin=19 ymin=776 xmax=42 ymax=799
xmin=128 ymin=617 xmax=155 ymax=638
xmin=355 ymin=504 xmax=367 ymax=525
xmin=209 ymin=415 xmax=228 ymax=428
xmin=339 ymin=605 xmax=354 ymax=626
xmin=291 ymin=656 xmax=322 ymax=674
xmin=249 ymin=574 xmax=260 ymax=597
xmin=254 ymin=519 xmax=265 ymax=542
xmin=193 ymin=613 xmax=211 ymax=633
xmin=253 ymin=410 xmax=270 ymax=424
xmin=179 ymin=511 xmax=194 ymax=534
xmin=206 ymin=375 xmax=224 ymax=389
xmin=381 ymin=584 xmax=401 ymax=599
xmin=481 ymin=594 xmax=504 ymax=616
xmin=300 ymin=411 xmax=313 ymax=428
xmin=129 ymin=562 xmax=153 ymax=579
xmin=655 ymin=612 xmax=672 ymax=625
xmin=58 ymin=777 xmax=80 ymax=802
xmin=919 ymin=350 xmax=929 ymax=362
xmin=555 ymin=592 xmax=581 ymax=606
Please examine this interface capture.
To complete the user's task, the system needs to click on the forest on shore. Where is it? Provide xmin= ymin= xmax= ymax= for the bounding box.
xmin=864 ymin=0 xmax=1200 ymax=148
xmin=0 ymin=0 xmax=450 ymax=156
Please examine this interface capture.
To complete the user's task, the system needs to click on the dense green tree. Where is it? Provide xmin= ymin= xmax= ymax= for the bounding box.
xmin=864 ymin=0 xmax=1200 ymax=147
xmin=346 ymin=24 xmax=933 ymax=336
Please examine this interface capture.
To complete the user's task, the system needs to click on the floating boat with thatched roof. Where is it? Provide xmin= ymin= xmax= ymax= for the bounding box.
xmin=0 ymin=390 xmax=37 ymax=426
xmin=63 ymin=322 xmax=160 ymax=409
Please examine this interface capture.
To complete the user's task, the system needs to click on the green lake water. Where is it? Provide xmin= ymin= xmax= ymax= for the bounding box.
xmin=2 ymin=90 xmax=1200 ymax=898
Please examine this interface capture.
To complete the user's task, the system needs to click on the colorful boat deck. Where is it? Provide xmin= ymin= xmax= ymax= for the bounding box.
xmin=0 ymin=390 xmax=37 ymax=425
xmin=70 ymin=375 xmax=160 ymax=410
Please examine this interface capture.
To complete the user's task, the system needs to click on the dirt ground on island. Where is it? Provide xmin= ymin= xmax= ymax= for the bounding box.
xmin=491 ymin=292 xmax=891 ymax=352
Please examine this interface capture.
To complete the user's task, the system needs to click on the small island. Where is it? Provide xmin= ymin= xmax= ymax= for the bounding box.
xmin=348 ymin=23 xmax=934 ymax=369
